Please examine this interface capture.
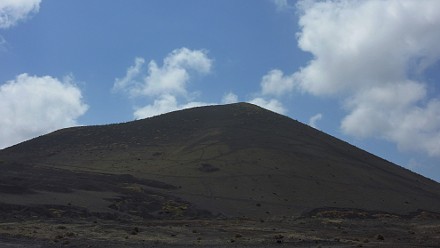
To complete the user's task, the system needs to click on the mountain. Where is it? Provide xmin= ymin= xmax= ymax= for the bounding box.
xmin=1 ymin=102 xmax=439 ymax=222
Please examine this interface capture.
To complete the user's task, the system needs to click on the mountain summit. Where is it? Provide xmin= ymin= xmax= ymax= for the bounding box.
xmin=1 ymin=102 xmax=439 ymax=220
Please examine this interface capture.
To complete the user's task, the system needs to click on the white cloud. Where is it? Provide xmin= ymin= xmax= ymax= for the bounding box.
xmin=295 ymin=0 xmax=440 ymax=96
xmin=134 ymin=94 xmax=213 ymax=119
xmin=133 ymin=93 xmax=287 ymax=119
xmin=114 ymin=48 xmax=212 ymax=98
xmin=0 ymin=73 xmax=88 ymax=148
xmin=266 ymin=0 xmax=440 ymax=158
xmin=308 ymin=113 xmax=322 ymax=129
xmin=343 ymin=93 xmax=440 ymax=157
xmin=261 ymin=69 xmax=296 ymax=96
xmin=221 ymin=92 xmax=238 ymax=104
xmin=115 ymin=48 xmax=214 ymax=119
xmin=341 ymin=81 xmax=426 ymax=137
xmin=249 ymin=97 xmax=286 ymax=114
xmin=250 ymin=68 xmax=290 ymax=115
xmin=0 ymin=0 xmax=41 ymax=29
xmin=133 ymin=94 xmax=179 ymax=119
xmin=113 ymin=57 xmax=145 ymax=95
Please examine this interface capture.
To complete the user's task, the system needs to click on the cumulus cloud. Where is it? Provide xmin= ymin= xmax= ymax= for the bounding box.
xmin=249 ymin=97 xmax=286 ymax=114
xmin=295 ymin=0 xmax=440 ymax=96
xmin=0 ymin=0 xmax=41 ymax=29
xmin=308 ymin=113 xmax=322 ymax=129
xmin=341 ymin=81 xmax=426 ymax=138
xmin=114 ymin=48 xmax=212 ymax=98
xmin=133 ymin=94 xmax=214 ymax=119
xmin=249 ymin=67 xmax=291 ymax=115
xmin=114 ymin=48 xmax=214 ymax=119
xmin=264 ymin=0 xmax=440 ymax=157
xmin=247 ymin=70 xmax=289 ymax=116
xmin=113 ymin=57 xmax=145 ymax=96
xmin=295 ymin=0 xmax=440 ymax=157
xmin=115 ymin=47 xmax=291 ymax=118
xmin=0 ymin=73 xmax=88 ymax=148
xmin=261 ymin=69 xmax=296 ymax=96
xmin=342 ymin=85 xmax=440 ymax=156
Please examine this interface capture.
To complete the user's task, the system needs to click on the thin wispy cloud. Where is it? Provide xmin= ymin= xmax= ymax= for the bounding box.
xmin=272 ymin=0 xmax=294 ymax=11
xmin=309 ymin=113 xmax=322 ymax=129
xmin=221 ymin=92 xmax=239 ymax=104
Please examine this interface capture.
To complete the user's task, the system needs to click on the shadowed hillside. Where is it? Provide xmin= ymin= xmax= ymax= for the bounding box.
xmin=1 ymin=102 xmax=439 ymax=219
xmin=1 ymin=103 xmax=440 ymax=247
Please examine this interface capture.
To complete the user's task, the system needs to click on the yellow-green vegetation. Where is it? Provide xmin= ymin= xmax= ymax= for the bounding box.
xmin=1 ymin=216 xmax=439 ymax=247
xmin=121 ymin=183 xmax=144 ymax=193
xmin=48 ymin=208 xmax=65 ymax=218
xmin=162 ymin=200 xmax=188 ymax=217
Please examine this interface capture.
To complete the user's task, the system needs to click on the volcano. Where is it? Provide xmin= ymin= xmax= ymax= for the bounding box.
xmin=1 ymin=102 xmax=439 ymax=247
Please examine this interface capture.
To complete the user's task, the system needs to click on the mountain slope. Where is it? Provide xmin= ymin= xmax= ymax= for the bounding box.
xmin=1 ymin=102 xmax=439 ymax=220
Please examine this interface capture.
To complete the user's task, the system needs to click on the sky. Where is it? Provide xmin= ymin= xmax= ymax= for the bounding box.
xmin=1 ymin=0 xmax=440 ymax=182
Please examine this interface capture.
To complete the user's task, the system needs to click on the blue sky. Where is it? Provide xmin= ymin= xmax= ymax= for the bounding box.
xmin=1 ymin=0 xmax=440 ymax=182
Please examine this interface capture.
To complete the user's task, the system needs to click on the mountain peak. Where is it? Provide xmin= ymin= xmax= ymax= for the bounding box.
xmin=1 ymin=103 xmax=440 ymax=221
